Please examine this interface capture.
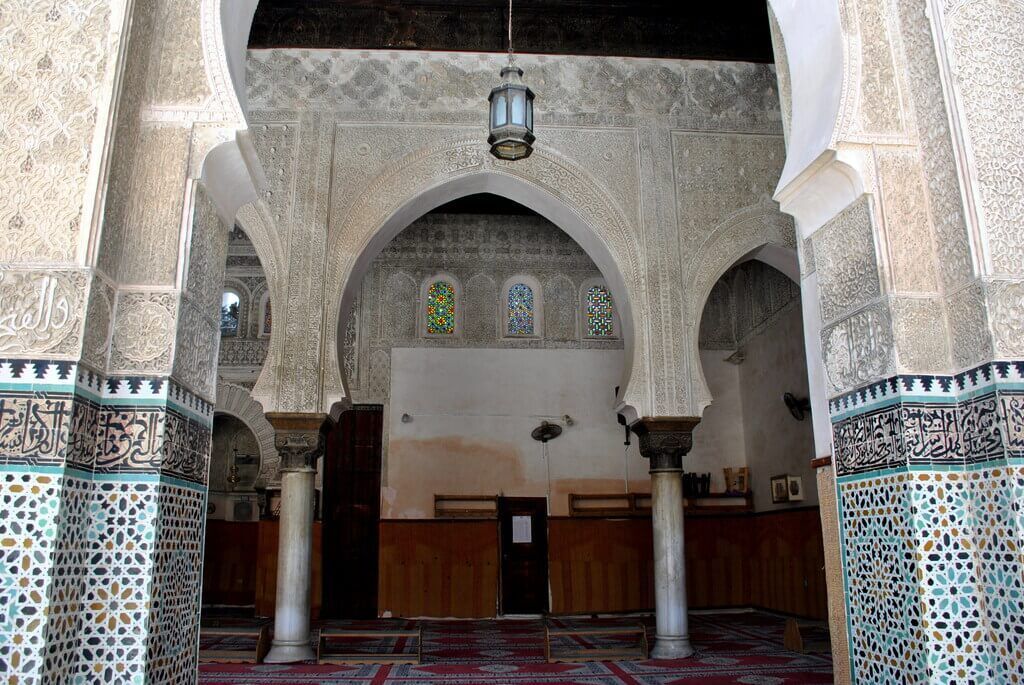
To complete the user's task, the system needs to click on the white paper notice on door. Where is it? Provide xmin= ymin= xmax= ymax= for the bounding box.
xmin=512 ymin=515 xmax=532 ymax=544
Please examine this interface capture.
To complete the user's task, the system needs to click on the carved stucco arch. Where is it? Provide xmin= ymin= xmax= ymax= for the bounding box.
xmin=688 ymin=198 xmax=799 ymax=411
xmin=215 ymin=382 xmax=280 ymax=487
xmin=323 ymin=138 xmax=649 ymax=416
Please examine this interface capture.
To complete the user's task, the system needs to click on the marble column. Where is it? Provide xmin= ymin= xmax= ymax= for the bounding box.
xmin=263 ymin=413 xmax=331 ymax=664
xmin=632 ymin=417 xmax=700 ymax=660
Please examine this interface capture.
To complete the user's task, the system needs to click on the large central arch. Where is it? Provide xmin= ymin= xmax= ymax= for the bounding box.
xmin=322 ymin=139 xmax=647 ymax=417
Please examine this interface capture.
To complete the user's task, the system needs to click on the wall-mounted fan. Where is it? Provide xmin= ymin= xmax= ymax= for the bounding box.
xmin=531 ymin=421 xmax=563 ymax=443
xmin=783 ymin=393 xmax=812 ymax=421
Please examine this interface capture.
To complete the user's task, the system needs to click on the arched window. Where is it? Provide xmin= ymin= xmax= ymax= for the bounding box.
xmin=425 ymin=280 xmax=456 ymax=335
xmin=221 ymin=291 xmax=240 ymax=336
xmin=507 ymin=283 xmax=535 ymax=335
xmin=260 ymin=293 xmax=272 ymax=337
xmin=585 ymin=284 xmax=615 ymax=338
xmin=503 ymin=275 xmax=543 ymax=337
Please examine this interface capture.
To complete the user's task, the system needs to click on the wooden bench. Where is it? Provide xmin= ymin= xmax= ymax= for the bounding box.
xmin=317 ymin=624 xmax=423 ymax=665
xmin=544 ymin=622 xmax=648 ymax=662
xmin=198 ymin=624 xmax=270 ymax=664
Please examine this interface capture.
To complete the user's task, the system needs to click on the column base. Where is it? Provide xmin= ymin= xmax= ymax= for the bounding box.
xmin=650 ymin=635 xmax=695 ymax=660
xmin=263 ymin=640 xmax=315 ymax=663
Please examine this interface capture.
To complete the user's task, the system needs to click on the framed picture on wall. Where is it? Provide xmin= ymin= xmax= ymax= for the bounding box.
xmin=770 ymin=475 xmax=790 ymax=504
xmin=787 ymin=475 xmax=805 ymax=501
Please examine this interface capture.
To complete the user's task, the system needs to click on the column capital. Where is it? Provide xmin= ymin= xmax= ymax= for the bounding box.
xmin=266 ymin=412 xmax=333 ymax=471
xmin=631 ymin=417 xmax=700 ymax=473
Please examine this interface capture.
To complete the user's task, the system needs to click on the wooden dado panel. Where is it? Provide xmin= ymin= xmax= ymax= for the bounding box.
xmin=548 ymin=518 xmax=654 ymax=614
xmin=747 ymin=508 xmax=828 ymax=619
xmin=254 ymin=520 xmax=323 ymax=618
xmin=378 ymin=520 xmax=498 ymax=618
xmin=202 ymin=520 xmax=259 ymax=607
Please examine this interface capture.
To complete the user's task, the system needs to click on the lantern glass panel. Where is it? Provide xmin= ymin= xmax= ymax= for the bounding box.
xmin=511 ymin=90 xmax=526 ymax=126
xmin=492 ymin=93 xmax=507 ymax=127
xmin=526 ymin=100 xmax=533 ymax=130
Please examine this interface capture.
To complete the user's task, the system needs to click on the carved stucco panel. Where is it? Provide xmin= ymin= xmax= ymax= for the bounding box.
xmin=464 ymin=274 xmax=497 ymax=342
xmin=848 ymin=0 xmax=908 ymax=137
xmin=103 ymin=125 xmax=192 ymax=286
xmin=821 ymin=301 xmax=896 ymax=394
xmin=250 ymin=122 xmax=299 ymax=229
xmin=110 ymin=290 xmax=177 ymax=373
xmin=0 ymin=269 xmax=89 ymax=357
xmin=186 ymin=184 xmax=230 ymax=318
xmin=173 ymin=297 xmax=219 ymax=400
xmin=542 ymin=127 xmax=641 ymax=226
xmin=890 ymin=295 xmax=950 ymax=373
xmin=987 ymin=278 xmax=1024 ymax=360
xmin=893 ymin=0 xmax=974 ymax=290
xmin=544 ymin=274 xmax=578 ymax=342
xmin=944 ymin=0 xmax=1024 ymax=276
xmin=813 ymin=196 xmax=881 ymax=324
xmin=81 ymin=274 xmax=115 ymax=369
xmin=381 ymin=272 xmax=418 ymax=341
xmin=876 ymin=148 xmax=939 ymax=294
xmin=247 ymin=49 xmax=781 ymax=130
xmin=144 ymin=0 xmax=210 ymax=109
xmin=0 ymin=0 xmax=113 ymax=264
xmin=945 ymin=282 xmax=992 ymax=371
xmin=673 ymin=132 xmax=787 ymax=262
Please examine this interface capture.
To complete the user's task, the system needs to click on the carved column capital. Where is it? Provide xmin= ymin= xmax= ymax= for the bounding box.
xmin=266 ymin=412 xmax=333 ymax=472
xmin=631 ymin=417 xmax=700 ymax=473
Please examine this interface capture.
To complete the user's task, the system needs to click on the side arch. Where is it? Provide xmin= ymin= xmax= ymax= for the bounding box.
xmin=688 ymin=198 xmax=799 ymax=411
xmin=215 ymin=382 xmax=281 ymax=487
xmin=324 ymin=139 xmax=649 ymax=417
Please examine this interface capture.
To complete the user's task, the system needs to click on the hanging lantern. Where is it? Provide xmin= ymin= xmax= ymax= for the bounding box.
xmin=488 ymin=0 xmax=535 ymax=160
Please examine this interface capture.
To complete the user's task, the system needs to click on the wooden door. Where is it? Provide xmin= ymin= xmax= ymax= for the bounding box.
xmin=322 ymin=405 xmax=383 ymax=618
xmin=499 ymin=497 xmax=549 ymax=615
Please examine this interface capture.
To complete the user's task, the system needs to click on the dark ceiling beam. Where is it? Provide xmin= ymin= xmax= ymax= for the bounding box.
xmin=248 ymin=0 xmax=774 ymax=63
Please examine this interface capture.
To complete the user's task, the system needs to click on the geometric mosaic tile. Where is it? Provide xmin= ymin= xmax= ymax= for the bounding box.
xmin=834 ymin=361 xmax=1024 ymax=684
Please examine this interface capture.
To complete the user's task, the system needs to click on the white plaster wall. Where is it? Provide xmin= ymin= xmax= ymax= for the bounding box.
xmin=384 ymin=347 xmax=645 ymax=518
xmin=689 ymin=351 xmax=747 ymax=493
xmin=738 ymin=305 xmax=817 ymax=511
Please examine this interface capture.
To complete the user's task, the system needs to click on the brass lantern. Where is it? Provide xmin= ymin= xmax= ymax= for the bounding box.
xmin=487 ymin=0 xmax=534 ymax=160
xmin=488 ymin=64 xmax=535 ymax=160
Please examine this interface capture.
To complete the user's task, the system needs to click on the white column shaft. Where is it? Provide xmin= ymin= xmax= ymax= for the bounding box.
xmin=650 ymin=469 xmax=694 ymax=659
xmin=263 ymin=467 xmax=316 ymax=663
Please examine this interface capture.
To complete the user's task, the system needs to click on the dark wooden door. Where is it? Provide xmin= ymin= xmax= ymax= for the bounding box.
xmin=322 ymin=405 xmax=383 ymax=618
xmin=499 ymin=497 xmax=549 ymax=615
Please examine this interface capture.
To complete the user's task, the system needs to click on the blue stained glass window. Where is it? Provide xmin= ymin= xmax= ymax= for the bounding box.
xmin=586 ymin=286 xmax=614 ymax=337
xmin=507 ymin=283 xmax=535 ymax=335
xmin=426 ymin=281 xmax=456 ymax=335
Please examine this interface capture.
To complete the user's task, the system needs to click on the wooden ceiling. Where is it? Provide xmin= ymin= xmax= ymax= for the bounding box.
xmin=248 ymin=0 xmax=774 ymax=63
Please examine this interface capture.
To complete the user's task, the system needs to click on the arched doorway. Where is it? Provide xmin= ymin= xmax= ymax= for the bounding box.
xmin=321 ymin=191 xmax=647 ymax=619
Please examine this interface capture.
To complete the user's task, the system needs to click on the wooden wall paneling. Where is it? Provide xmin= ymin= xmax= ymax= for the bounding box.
xmin=254 ymin=520 xmax=323 ymax=618
xmin=202 ymin=520 xmax=259 ymax=607
xmin=378 ymin=520 xmax=498 ymax=618
xmin=547 ymin=518 xmax=654 ymax=614
xmin=747 ymin=508 xmax=827 ymax=619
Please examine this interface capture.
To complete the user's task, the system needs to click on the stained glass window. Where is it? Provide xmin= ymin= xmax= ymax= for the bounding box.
xmin=426 ymin=281 xmax=456 ymax=335
xmin=586 ymin=285 xmax=614 ymax=337
xmin=507 ymin=283 xmax=535 ymax=335
xmin=221 ymin=291 xmax=240 ymax=336
xmin=262 ymin=299 xmax=272 ymax=336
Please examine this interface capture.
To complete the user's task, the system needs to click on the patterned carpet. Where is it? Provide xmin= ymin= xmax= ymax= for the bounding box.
xmin=198 ymin=612 xmax=834 ymax=684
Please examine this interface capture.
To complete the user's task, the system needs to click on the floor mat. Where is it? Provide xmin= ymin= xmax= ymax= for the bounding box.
xmin=198 ymin=612 xmax=833 ymax=684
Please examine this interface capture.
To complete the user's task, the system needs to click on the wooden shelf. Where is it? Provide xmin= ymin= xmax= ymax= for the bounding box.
xmin=434 ymin=494 xmax=498 ymax=519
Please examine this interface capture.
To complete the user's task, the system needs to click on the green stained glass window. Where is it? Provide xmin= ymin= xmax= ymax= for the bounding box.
xmin=426 ymin=281 xmax=456 ymax=335
xmin=586 ymin=285 xmax=613 ymax=337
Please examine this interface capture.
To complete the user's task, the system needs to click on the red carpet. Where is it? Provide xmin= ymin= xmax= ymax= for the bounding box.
xmin=198 ymin=612 xmax=833 ymax=684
